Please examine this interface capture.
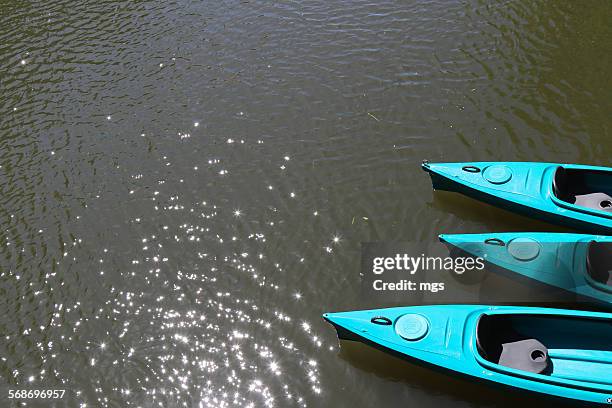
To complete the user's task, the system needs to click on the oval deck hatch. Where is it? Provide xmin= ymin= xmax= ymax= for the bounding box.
xmin=483 ymin=165 xmax=513 ymax=184
xmin=395 ymin=314 xmax=429 ymax=341
xmin=507 ymin=238 xmax=541 ymax=261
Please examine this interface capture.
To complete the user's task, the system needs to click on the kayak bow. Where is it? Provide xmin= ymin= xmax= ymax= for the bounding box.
xmin=422 ymin=161 xmax=612 ymax=233
xmin=324 ymin=305 xmax=612 ymax=405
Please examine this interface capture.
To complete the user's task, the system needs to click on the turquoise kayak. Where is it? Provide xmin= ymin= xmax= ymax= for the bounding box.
xmin=324 ymin=305 xmax=612 ymax=405
xmin=439 ymin=232 xmax=612 ymax=307
xmin=422 ymin=161 xmax=612 ymax=233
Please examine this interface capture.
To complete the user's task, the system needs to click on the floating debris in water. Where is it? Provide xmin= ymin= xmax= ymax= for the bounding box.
xmin=367 ymin=112 xmax=380 ymax=121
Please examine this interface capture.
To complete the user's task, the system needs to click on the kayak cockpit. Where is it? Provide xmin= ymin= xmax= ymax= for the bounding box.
xmin=476 ymin=313 xmax=612 ymax=387
xmin=553 ymin=167 xmax=612 ymax=213
xmin=587 ymin=241 xmax=612 ymax=286
xmin=476 ymin=314 xmax=551 ymax=375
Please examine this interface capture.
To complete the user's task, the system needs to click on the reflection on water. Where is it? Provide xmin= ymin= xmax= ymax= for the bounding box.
xmin=0 ymin=0 xmax=611 ymax=407
xmin=338 ymin=341 xmax=580 ymax=408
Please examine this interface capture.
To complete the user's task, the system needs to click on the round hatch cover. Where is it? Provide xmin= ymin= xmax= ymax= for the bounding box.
xmin=395 ymin=314 xmax=429 ymax=341
xmin=507 ymin=238 xmax=541 ymax=261
xmin=483 ymin=165 xmax=513 ymax=184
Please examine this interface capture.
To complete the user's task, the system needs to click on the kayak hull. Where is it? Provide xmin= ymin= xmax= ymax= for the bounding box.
xmin=439 ymin=232 xmax=612 ymax=307
xmin=428 ymin=168 xmax=582 ymax=229
xmin=422 ymin=162 xmax=612 ymax=234
xmin=324 ymin=305 xmax=612 ymax=405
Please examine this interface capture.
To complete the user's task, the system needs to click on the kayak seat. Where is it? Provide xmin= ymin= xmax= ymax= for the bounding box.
xmin=587 ymin=241 xmax=612 ymax=286
xmin=574 ymin=192 xmax=612 ymax=212
xmin=476 ymin=314 xmax=550 ymax=374
xmin=498 ymin=339 xmax=549 ymax=374
xmin=553 ymin=166 xmax=612 ymax=212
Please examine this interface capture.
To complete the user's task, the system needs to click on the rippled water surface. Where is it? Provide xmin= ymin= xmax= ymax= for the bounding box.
xmin=1 ymin=1 xmax=611 ymax=407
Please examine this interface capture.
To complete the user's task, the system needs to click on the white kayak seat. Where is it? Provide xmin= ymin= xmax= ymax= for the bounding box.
xmin=587 ymin=241 xmax=612 ymax=286
xmin=498 ymin=339 xmax=550 ymax=374
xmin=553 ymin=166 xmax=612 ymax=212
xmin=574 ymin=192 xmax=612 ymax=212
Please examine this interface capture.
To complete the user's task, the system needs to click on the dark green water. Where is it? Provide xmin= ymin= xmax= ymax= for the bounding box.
xmin=0 ymin=1 xmax=611 ymax=407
